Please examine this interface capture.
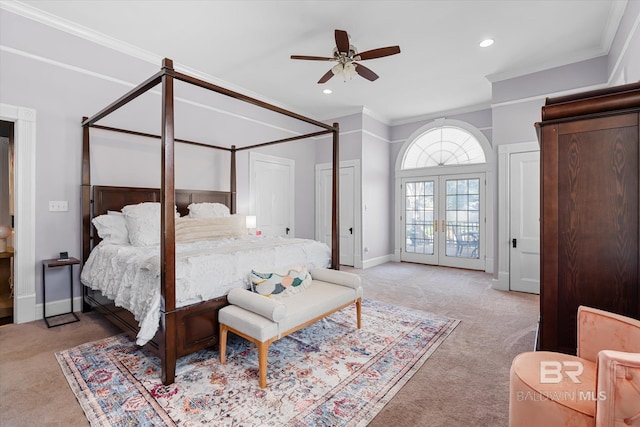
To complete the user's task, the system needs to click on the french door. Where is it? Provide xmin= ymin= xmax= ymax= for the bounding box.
xmin=401 ymin=173 xmax=485 ymax=270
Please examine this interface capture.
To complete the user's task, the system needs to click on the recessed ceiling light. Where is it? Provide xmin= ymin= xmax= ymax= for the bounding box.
xmin=480 ymin=39 xmax=494 ymax=48
xmin=323 ymin=89 xmax=332 ymax=94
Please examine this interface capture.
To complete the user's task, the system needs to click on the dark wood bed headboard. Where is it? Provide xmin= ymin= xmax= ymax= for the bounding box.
xmin=93 ymin=185 xmax=232 ymax=217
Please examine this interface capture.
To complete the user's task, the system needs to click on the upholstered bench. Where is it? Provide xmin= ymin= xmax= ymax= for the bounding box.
xmin=218 ymin=268 xmax=363 ymax=388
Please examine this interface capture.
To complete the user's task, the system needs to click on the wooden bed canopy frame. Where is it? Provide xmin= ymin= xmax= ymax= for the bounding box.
xmin=81 ymin=58 xmax=341 ymax=385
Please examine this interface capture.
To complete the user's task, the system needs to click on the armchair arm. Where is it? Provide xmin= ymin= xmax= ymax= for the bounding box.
xmin=577 ymin=306 xmax=640 ymax=361
xmin=310 ymin=268 xmax=361 ymax=290
xmin=227 ymin=288 xmax=287 ymax=322
xmin=596 ymin=350 xmax=640 ymax=427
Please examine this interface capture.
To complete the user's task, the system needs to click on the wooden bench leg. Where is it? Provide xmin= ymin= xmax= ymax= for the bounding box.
xmin=219 ymin=323 xmax=228 ymax=364
xmin=257 ymin=341 xmax=269 ymax=389
xmin=356 ymin=298 xmax=362 ymax=329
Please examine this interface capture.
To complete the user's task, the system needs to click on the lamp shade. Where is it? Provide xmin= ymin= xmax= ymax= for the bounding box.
xmin=245 ymin=216 xmax=257 ymax=229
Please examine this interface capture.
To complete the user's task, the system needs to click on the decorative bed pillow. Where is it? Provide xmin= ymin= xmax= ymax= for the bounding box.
xmin=92 ymin=213 xmax=129 ymax=245
xmin=175 ymin=215 xmax=245 ymax=243
xmin=250 ymin=265 xmax=312 ymax=299
xmin=187 ymin=202 xmax=230 ymax=218
xmin=121 ymin=202 xmax=179 ymax=246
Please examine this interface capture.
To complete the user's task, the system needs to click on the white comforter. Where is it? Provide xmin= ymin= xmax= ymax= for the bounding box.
xmin=80 ymin=236 xmax=331 ymax=345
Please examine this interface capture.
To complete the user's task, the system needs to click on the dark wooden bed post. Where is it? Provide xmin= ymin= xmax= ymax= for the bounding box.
xmin=81 ymin=116 xmax=92 ymax=312
xmin=160 ymin=58 xmax=177 ymax=384
xmin=332 ymin=123 xmax=340 ymax=270
xmin=230 ymin=145 xmax=237 ymax=214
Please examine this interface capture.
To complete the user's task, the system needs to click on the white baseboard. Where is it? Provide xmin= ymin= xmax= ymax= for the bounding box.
xmin=492 ymin=271 xmax=509 ymax=291
xmin=362 ymin=254 xmax=393 ymax=269
xmin=484 ymin=257 xmax=494 ymax=274
xmin=15 ymin=293 xmax=37 ymax=323
xmin=353 ymin=255 xmax=363 ymax=269
xmin=35 ymin=296 xmax=83 ymax=320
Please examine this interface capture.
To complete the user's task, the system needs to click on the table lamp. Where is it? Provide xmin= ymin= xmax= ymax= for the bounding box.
xmin=245 ymin=216 xmax=257 ymax=235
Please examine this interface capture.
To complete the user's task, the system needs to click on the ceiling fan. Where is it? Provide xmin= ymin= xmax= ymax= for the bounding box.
xmin=291 ymin=29 xmax=401 ymax=84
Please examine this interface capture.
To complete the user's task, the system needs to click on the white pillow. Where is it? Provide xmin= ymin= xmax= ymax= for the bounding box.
xmin=187 ymin=202 xmax=230 ymax=218
xmin=121 ymin=202 xmax=179 ymax=246
xmin=92 ymin=213 xmax=129 ymax=245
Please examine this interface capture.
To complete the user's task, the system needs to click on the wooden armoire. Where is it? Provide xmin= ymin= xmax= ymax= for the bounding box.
xmin=537 ymin=82 xmax=640 ymax=354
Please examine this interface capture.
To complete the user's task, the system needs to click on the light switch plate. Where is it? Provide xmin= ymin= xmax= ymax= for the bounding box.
xmin=49 ymin=201 xmax=68 ymax=212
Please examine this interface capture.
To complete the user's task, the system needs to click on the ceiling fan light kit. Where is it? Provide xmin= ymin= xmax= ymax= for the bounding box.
xmin=332 ymin=62 xmax=357 ymax=81
xmin=291 ymin=29 xmax=400 ymax=84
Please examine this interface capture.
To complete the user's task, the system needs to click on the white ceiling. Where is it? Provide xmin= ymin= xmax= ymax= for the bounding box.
xmin=11 ymin=0 xmax=628 ymax=124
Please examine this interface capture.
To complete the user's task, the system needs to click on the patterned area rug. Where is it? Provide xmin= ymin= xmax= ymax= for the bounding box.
xmin=56 ymin=299 xmax=459 ymax=427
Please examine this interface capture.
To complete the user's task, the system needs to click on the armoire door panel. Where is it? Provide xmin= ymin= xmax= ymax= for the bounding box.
xmin=555 ymin=125 xmax=639 ymax=351
xmin=538 ymin=83 xmax=640 ymax=355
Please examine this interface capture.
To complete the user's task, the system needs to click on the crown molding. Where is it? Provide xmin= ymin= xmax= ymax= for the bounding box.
xmin=0 ymin=1 xmax=161 ymax=64
xmin=608 ymin=2 xmax=640 ymax=85
xmin=485 ymin=50 xmax=607 ymax=84
xmin=601 ymin=0 xmax=629 ymax=52
xmin=490 ymin=83 xmax=609 ymax=109
xmin=486 ymin=1 xmax=627 ymax=84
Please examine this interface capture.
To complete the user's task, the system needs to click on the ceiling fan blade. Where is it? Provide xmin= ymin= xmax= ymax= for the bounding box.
xmin=354 ymin=63 xmax=379 ymax=81
xmin=318 ymin=69 xmax=335 ymax=84
xmin=355 ymin=46 xmax=401 ymax=61
xmin=291 ymin=55 xmax=335 ymax=61
xmin=335 ymin=29 xmax=350 ymax=54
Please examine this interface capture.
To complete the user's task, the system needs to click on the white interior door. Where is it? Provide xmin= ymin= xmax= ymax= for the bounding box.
xmin=316 ymin=164 xmax=356 ymax=266
xmin=250 ymin=153 xmax=294 ymax=237
xmin=509 ymin=151 xmax=540 ymax=294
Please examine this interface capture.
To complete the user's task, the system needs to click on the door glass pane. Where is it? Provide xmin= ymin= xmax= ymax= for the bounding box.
xmin=445 ymin=178 xmax=480 ymax=259
xmin=405 ymin=180 xmax=434 ymax=255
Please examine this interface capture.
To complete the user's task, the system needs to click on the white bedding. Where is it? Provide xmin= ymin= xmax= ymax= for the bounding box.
xmin=80 ymin=235 xmax=331 ymax=345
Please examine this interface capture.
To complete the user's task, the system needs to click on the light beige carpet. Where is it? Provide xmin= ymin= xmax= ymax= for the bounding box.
xmin=0 ymin=262 xmax=538 ymax=426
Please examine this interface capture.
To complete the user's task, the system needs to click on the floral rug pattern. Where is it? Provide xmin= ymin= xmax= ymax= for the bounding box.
xmin=56 ymin=299 xmax=459 ymax=427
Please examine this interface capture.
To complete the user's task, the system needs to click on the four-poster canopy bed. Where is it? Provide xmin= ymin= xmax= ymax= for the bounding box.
xmin=81 ymin=58 xmax=341 ymax=385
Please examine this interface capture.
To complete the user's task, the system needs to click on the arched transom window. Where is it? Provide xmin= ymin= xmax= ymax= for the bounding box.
xmin=402 ymin=126 xmax=486 ymax=169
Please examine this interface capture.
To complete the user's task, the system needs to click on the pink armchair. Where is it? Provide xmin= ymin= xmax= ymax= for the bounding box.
xmin=509 ymin=306 xmax=640 ymax=426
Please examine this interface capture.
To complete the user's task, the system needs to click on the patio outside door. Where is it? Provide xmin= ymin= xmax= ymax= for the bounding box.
xmin=401 ymin=173 xmax=485 ymax=270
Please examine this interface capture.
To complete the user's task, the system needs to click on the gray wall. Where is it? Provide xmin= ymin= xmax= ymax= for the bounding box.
xmin=361 ymin=117 xmax=391 ymax=260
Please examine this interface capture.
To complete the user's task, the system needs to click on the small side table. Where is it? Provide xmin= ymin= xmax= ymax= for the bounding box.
xmin=42 ymin=257 xmax=81 ymax=328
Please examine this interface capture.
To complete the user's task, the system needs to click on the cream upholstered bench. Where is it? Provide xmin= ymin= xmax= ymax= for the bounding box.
xmin=218 ymin=268 xmax=363 ymax=388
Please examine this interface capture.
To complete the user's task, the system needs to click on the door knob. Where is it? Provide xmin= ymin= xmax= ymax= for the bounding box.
xmin=286 ymin=227 xmax=290 ymax=235
xmin=512 ymin=238 xmax=517 ymax=248
xmin=349 ymin=227 xmax=353 ymax=234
